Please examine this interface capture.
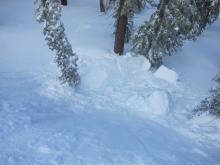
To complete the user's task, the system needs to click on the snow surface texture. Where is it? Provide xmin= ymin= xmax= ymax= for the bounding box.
xmin=0 ymin=0 xmax=220 ymax=164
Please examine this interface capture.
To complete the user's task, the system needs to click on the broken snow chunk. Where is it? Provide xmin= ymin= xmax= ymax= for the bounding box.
xmin=146 ymin=90 xmax=170 ymax=115
xmin=154 ymin=66 xmax=178 ymax=83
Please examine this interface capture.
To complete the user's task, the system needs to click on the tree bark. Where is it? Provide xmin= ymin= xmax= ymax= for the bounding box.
xmin=136 ymin=0 xmax=142 ymax=11
xmin=61 ymin=0 xmax=67 ymax=6
xmin=114 ymin=14 xmax=128 ymax=55
xmin=158 ymin=0 xmax=169 ymax=20
xmin=100 ymin=0 xmax=105 ymax=12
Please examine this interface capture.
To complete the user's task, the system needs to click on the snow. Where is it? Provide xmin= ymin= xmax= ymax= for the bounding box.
xmin=154 ymin=65 xmax=178 ymax=83
xmin=0 ymin=0 xmax=220 ymax=164
xmin=146 ymin=90 xmax=171 ymax=115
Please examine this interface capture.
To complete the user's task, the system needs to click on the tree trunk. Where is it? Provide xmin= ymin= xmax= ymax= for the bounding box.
xmin=61 ymin=0 xmax=67 ymax=6
xmin=136 ymin=0 xmax=142 ymax=11
xmin=100 ymin=0 xmax=105 ymax=12
xmin=158 ymin=0 xmax=168 ymax=20
xmin=154 ymin=0 xmax=168 ymax=33
xmin=114 ymin=15 xmax=128 ymax=55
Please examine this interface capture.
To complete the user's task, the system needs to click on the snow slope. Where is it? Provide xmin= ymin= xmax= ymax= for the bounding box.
xmin=0 ymin=0 xmax=220 ymax=164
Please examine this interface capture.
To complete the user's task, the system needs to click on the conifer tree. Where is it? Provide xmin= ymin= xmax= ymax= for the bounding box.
xmin=196 ymin=0 xmax=220 ymax=30
xmin=113 ymin=0 xmax=154 ymax=55
xmin=194 ymin=73 xmax=220 ymax=117
xmin=132 ymin=0 xmax=220 ymax=69
xmin=36 ymin=0 xmax=80 ymax=86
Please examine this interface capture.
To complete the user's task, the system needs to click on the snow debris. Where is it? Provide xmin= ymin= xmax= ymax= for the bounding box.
xmin=154 ymin=65 xmax=178 ymax=83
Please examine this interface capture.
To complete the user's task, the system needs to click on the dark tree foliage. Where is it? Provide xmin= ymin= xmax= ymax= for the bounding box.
xmin=194 ymin=73 xmax=220 ymax=117
xmin=36 ymin=0 xmax=80 ymax=87
xmin=132 ymin=0 xmax=220 ymax=69
xmin=61 ymin=0 xmax=67 ymax=6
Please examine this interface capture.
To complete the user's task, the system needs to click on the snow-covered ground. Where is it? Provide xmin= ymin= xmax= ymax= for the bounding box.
xmin=0 ymin=0 xmax=220 ymax=164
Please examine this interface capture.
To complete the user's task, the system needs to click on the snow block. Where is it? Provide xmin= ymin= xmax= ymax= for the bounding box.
xmin=154 ymin=66 xmax=178 ymax=83
xmin=83 ymin=69 xmax=108 ymax=90
xmin=146 ymin=90 xmax=170 ymax=115
xmin=124 ymin=53 xmax=151 ymax=72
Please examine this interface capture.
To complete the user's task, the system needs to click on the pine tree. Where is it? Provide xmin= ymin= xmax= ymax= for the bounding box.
xmin=196 ymin=0 xmax=220 ymax=30
xmin=113 ymin=0 xmax=154 ymax=55
xmin=35 ymin=0 xmax=80 ymax=86
xmin=194 ymin=73 xmax=220 ymax=117
xmin=113 ymin=0 xmax=150 ymax=42
xmin=132 ymin=0 xmax=220 ymax=69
